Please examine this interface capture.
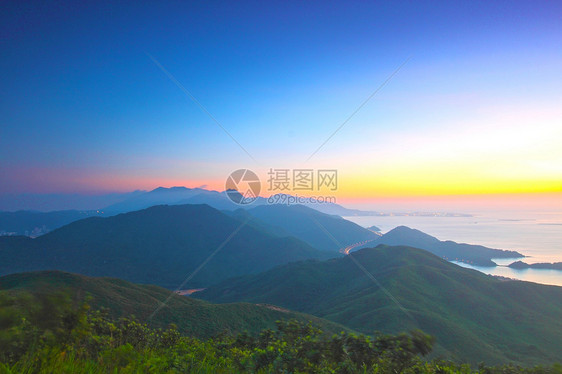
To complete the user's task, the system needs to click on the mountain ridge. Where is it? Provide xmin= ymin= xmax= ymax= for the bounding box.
xmin=369 ymin=226 xmax=524 ymax=266
xmin=0 ymin=204 xmax=334 ymax=288
xmin=246 ymin=204 xmax=377 ymax=252
xmin=196 ymin=244 xmax=562 ymax=365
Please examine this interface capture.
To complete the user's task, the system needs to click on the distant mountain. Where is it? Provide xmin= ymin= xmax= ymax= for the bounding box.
xmin=179 ymin=189 xmax=267 ymax=210
xmin=0 ymin=210 xmax=105 ymax=237
xmin=102 ymin=187 xmax=215 ymax=213
xmin=197 ymin=245 xmax=562 ymax=365
xmin=371 ymin=226 xmax=523 ymax=266
xmin=0 ymin=187 xmax=384 ymax=235
xmin=102 ymin=186 xmax=268 ymax=213
xmin=0 ymin=204 xmax=333 ymax=288
xmin=508 ymin=261 xmax=562 ymax=270
xmin=0 ymin=188 xmax=252 ymax=236
xmin=246 ymin=204 xmax=377 ymax=252
xmin=0 ymin=271 xmax=350 ymax=338
xmin=0 ymin=188 xmax=474 ymax=239
xmin=268 ymin=196 xmax=378 ymax=216
xmin=103 ymin=186 xmax=378 ymax=216
xmin=306 ymin=204 xmax=373 ymax=216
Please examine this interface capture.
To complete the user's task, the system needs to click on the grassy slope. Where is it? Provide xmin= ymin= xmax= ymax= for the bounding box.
xmin=0 ymin=270 xmax=350 ymax=338
xmin=197 ymin=245 xmax=562 ymax=365
xmin=0 ymin=204 xmax=334 ymax=288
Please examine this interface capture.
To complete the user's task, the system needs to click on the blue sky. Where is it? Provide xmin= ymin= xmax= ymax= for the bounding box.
xmin=1 ymin=0 xmax=561 ymax=198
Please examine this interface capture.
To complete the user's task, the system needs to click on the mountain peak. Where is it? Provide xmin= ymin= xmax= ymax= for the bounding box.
xmin=151 ymin=186 xmax=191 ymax=192
xmin=384 ymin=226 xmax=440 ymax=242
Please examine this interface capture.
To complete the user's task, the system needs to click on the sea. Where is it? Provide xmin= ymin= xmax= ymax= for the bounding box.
xmin=344 ymin=211 xmax=562 ymax=287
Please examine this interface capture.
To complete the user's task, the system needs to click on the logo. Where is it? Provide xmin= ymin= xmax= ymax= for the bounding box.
xmin=225 ymin=169 xmax=261 ymax=205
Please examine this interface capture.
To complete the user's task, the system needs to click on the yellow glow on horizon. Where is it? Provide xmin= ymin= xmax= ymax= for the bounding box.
xmin=325 ymin=103 xmax=562 ymax=198
xmin=337 ymin=174 xmax=562 ymax=198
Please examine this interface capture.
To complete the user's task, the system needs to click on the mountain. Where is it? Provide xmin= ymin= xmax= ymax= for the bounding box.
xmin=102 ymin=186 xmax=268 ymax=213
xmin=263 ymin=194 xmax=379 ymax=216
xmin=246 ymin=204 xmax=377 ymax=252
xmin=371 ymin=226 xmax=524 ymax=266
xmin=196 ymin=245 xmax=562 ymax=365
xmin=103 ymin=186 xmax=379 ymax=216
xmin=0 ymin=204 xmax=333 ymax=288
xmin=0 ymin=270 xmax=350 ymax=338
xmin=508 ymin=261 xmax=562 ymax=270
xmin=102 ymin=187 xmax=214 ymax=213
xmin=308 ymin=204 xmax=379 ymax=216
xmin=179 ymin=190 xmax=253 ymax=210
xmin=1 ymin=187 xmax=383 ymax=234
xmin=223 ymin=208 xmax=291 ymax=237
xmin=0 ymin=189 xmax=249 ymax=235
xmin=0 ymin=210 xmax=105 ymax=237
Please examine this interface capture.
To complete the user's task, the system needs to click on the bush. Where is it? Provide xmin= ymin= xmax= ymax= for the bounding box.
xmin=0 ymin=291 xmax=560 ymax=373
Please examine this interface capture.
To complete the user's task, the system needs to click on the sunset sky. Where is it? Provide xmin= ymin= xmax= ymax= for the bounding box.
xmin=1 ymin=1 xmax=561 ymax=206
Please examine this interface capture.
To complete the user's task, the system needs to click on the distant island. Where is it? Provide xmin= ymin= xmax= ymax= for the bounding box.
xmin=366 ymin=225 xmax=381 ymax=232
xmin=508 ymin=261 xmax=562 ymax=271
xmin=342 ymin=211 xmax=472 ymax=217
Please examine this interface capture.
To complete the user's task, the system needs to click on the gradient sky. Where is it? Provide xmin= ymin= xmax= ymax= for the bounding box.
xmin=1 ymin=1 xmax=561 ymax=203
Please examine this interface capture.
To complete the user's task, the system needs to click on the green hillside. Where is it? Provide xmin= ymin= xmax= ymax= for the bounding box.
xmin=0 ymin=278 xmax=468 ymax=373
xmin=0 ymin=204 xmax=334 ymax=288
xmin=0 ymin=270 xmax=350 ymax=338
xmin=197 ymin=245 xmax=562 ymax=365
xmin=1 ymin=270 xmax=560 ymax=372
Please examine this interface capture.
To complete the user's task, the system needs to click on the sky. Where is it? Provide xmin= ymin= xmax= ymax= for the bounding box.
xmin=1 ymin=0 xmax=561 ymax=210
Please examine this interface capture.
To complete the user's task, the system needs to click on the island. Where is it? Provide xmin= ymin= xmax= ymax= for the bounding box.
xmin=508 ymin=261 xmax=562 ymax=270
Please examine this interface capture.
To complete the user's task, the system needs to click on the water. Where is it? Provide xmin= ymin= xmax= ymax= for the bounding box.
xmin=452 ymin=261 xmax=562 ymax=287
xmin=344 ymin=212 xmax=562 ymax=287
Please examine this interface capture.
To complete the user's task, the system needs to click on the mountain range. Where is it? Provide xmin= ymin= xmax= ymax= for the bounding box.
xmin=196 ymin=244 xmax=562 ymax=365
xmin=0 ymin=201 xmax=384 ymax=290
xmin=244 ymin=204 xmax=377 ymax=251
xmin=0 ymin=204 xmax=337 ymax=288
xmin=102 ymin=186 xmax=373 ymax=216
xmin=1 ymin=199 xmax=560 ymax=366
xmin=0 ymin=187 xmax=377 ymax=236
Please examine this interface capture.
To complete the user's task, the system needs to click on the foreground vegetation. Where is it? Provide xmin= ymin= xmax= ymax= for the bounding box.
xmin=1 ymin=291 xmax=561 ymax=373
xmin=0 ymin=271 xmax=350 ymax=338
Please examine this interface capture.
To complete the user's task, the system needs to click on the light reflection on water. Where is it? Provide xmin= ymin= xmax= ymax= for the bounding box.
xmin=452 ymin=261 xmax=562 ymax=287
xmin=344 ymin=212 xmax=562 ymax=287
